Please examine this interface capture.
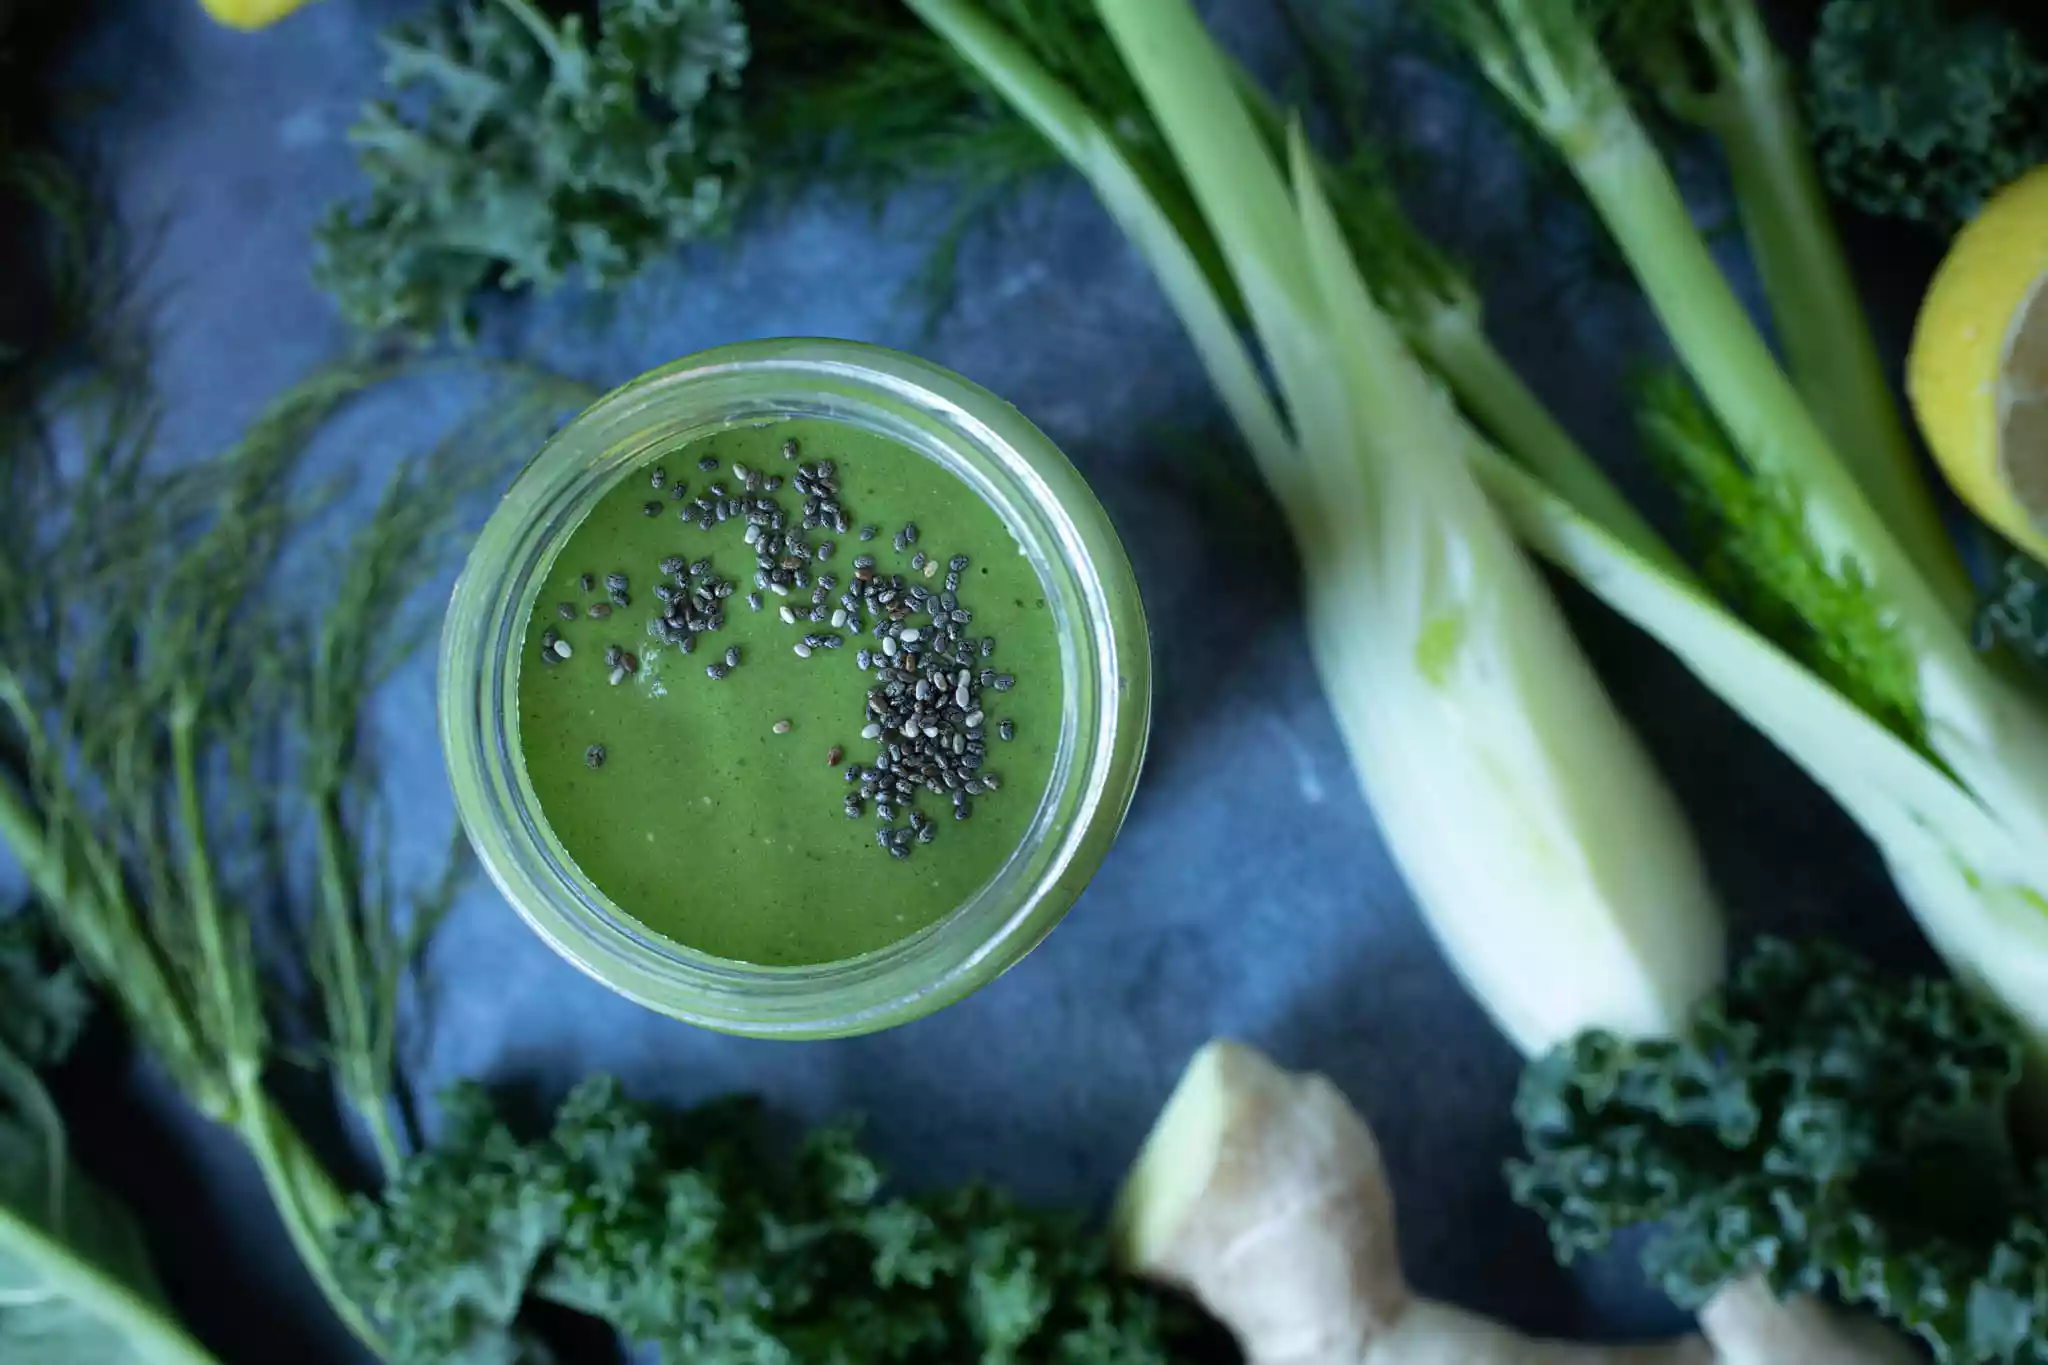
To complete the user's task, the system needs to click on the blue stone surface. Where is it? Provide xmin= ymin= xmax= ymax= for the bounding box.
xmin=11 ymin=2 xmax=1949 ymax=1360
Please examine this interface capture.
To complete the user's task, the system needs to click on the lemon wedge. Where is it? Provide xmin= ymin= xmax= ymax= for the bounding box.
xmin=1908 ymin=166 xmax=2048 ymax=565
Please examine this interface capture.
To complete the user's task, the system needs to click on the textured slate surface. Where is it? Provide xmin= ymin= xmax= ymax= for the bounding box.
xmin=15 ymin=1 xmax=1954 ymax=1361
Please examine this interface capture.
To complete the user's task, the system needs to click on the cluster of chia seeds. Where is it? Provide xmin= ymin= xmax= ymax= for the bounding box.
xmin=548 ymin=435 xmax=1019 ymax=858
xmin=838 ymin=545 xmax=1016 ymax=859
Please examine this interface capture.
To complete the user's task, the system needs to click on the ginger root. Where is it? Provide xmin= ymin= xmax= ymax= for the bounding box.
xmin=1113 ymin=1042 xmax=1916 ymax=1365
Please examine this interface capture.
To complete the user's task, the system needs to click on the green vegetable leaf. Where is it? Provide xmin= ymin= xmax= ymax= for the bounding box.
xmin=331 ymin=1077 xmax=1207 ymax=1365
xmin=1511 ymin=938 xmax=2023 ymax=1303
xmin=0 ymin=967 xmax=218 ymax=1363
xmin=1807 ymin=0 xmax=2048 ymax=235
xmin=316 ymin=0 xmax=751 ymax=339
xmin=1503 ymin=936 xmax=2048 ymax=1364
xmin=1980 ymin=546 xmax=2048 ymax=677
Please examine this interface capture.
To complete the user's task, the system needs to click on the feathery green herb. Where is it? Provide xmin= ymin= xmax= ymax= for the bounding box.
xmin=1806 ymin=0 xmax=2048 ymax=235
xmin=1510 ymin=938 xmax=2048 ymax=1364
xmin=2 ymin=151 xmax=596 ymax=1352
xmin=331 ymin=1076 xmax=1212 ymax=1365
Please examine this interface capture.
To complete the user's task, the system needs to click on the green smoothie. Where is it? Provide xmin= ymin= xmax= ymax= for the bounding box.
xmin=517 ymin=418 xmax=1061 ymax=965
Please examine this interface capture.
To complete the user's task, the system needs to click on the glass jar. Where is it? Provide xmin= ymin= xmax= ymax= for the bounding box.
xmin=439 ymin=339 xmax=1151 ymax=1039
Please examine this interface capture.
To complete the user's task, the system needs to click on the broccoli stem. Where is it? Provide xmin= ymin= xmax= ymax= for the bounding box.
xmin=1696 ymin=28 xmax=1970 ymax=621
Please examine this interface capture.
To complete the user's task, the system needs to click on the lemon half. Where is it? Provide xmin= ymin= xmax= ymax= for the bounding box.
xmin=1908 ymin=166 xmax=2048 ymax=565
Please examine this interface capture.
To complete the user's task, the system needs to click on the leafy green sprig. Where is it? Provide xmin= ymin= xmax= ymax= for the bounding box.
xmin=1806 ymin=0 xmax=2048 ymax=235
xmin=2 ymin=156 xmax=597 ymax=1351
xmin=315 ymin=0 xmax=751 ymax=339
xmin=332 ymin=1076 xmax=1211 ymax=1365
xmin=1511 ymin=938 xmax=2048 ymax=1364
xmin=318 ymin=0 xmax=1188 ymax=340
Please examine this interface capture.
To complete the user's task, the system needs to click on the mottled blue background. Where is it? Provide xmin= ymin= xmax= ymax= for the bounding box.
xmin=16 ymin=1 xmax=1954 ymax=1360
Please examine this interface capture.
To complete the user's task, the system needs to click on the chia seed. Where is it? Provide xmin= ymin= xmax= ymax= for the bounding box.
xmin=585 ymin=744 xmax=606 ymax=769
xmin=698 ymin=454 xmax=721 ymax=471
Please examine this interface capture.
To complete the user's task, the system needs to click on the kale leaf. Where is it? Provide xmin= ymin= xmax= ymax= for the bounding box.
xmin=1980 ymin=546 xmax=2048 ymax=679
xmin=0 ymin=910 xmax=90 ymax=1069
xmin=1510 ymin=937 xmax=2048 ymax=1363
xmin=315 ymin=0 xmax=750 ymax=340
xmin=331 ymin=1076 xmax=1208 ymax=1365
xmin=1806 ymin=0 xmax=2048 ymax=233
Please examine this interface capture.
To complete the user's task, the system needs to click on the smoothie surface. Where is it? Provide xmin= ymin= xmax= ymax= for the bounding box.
xmin=517 ymin=418 xmax=1061 ymax=965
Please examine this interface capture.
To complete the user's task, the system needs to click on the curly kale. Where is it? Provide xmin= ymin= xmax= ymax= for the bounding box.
xmin=1807 ymin=0 xmax=2048 ymax=233
xmin=317 ymin=0 xmax=1171 ymax=340
xmin=314 ymin=0 xmax=750 ymax=339
xmin=331 ymin=1077 xmax=1211 ymax=1365
xmin=0 ymin=911 xmax=90 ymax=1069
xmin=1980 ymin=546 xmax=2048 ymax=678
xmin=1509 ymin=938 xmax=2048 ymax=1363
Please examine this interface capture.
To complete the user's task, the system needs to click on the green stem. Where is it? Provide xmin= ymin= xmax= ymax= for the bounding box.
xmin=1704 ymin=43 xmax=1968 ymax=620
xmin=1416 ymin=305 xmax=1684 ymax=574
xmin=491 ymin=0 xmax=572 ymax=72
xmin=0 ymin=765 xmax=218 ymax=1104
xmin=1548 ymin=100 xmax=2048 ymax=854
xmin=0 ymin=1048 xmax=223 ymax=1365
xmin=168 ymin=702 xmax=260 ymax=1065
xmin=1567 ymin=113 xmax=1969 ymax=666
xmin=232 ymin=1077 xmax=386 ymax=1360
xmin=0 ymin=1206 xmax=224 ymax=1365
xmin=0 ymin=761 xmax=71 ymax=909
xmin=312 ymin=798 xmax=403 ymax=1178
xmin=904 ymin=0 xmax=1307 ymax=519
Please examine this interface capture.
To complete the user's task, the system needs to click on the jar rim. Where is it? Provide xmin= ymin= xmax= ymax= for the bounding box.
xmin=438 ymin=339 xmax=1151 ymax=1038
